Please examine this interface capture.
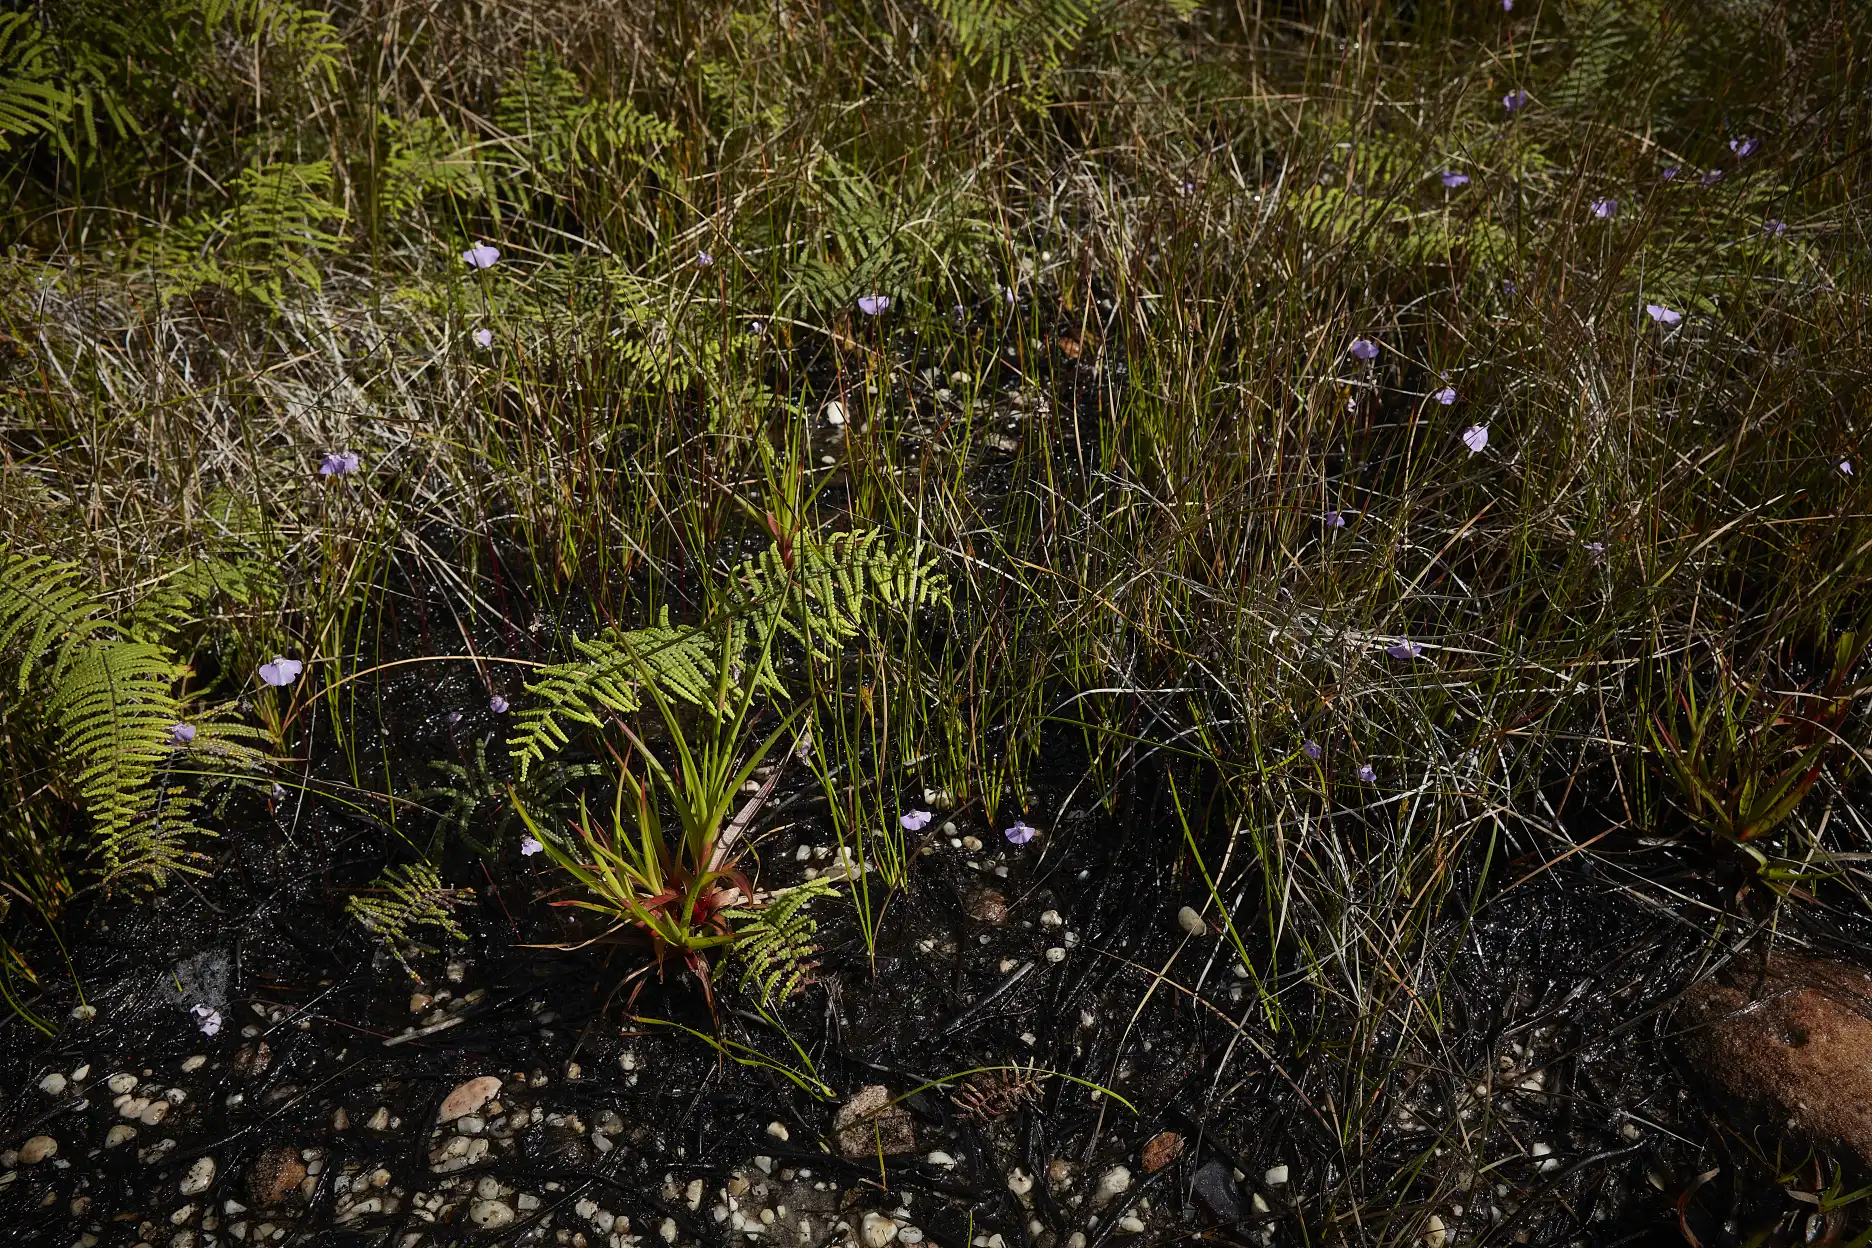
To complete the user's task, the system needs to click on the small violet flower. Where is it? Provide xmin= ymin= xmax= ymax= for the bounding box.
xmin=1729 ymin=136 xmax=1757 ymax=159
xmin=748 ymin=320 xmax=766 ymax=335
xmin=696 ymin=251 xmax=714 ymax=267
xmin=1661 ymin=167 xmax=1680 ymax=181
xmin=1386 ymin=639 xmax=1424 ymax=660
xmin=1349 ymin=338 xmax=1380 ymax=361
xmin=1461 ymin=424 xmax=1489 ymax=454
xmin=1356 ymin=763 xmax=1377 ymax=783
xmin=1586 ymin=541 xmax=1607 ymax=559
xmin=1645 ymin=303 xmax=1683 ymax=326
xmin=1503 ymin=89 xmax=1529 ymax=112
xmin=1502 ymin=280 xmax=1519 ymax=296
xmin=1325 ymin=510 xmax=1346 ymax=529
xmin=191 ymin=1004 xmax=223 ymax=1037
xmin=856 ymin=294 xmax=890 ymax=316
xmin=1005 ymin=820 xmax=1038 ymax=845
xmin=1434 ymin=386 xmax=1458 ymax=406
xmin=473 ymin=328 xmax=494 ymax=348
xmin=1590 ymin=197 xmax=1617 ymax=219
xmin=1842 ymin=460 xmax=1855 ymax=477
xmin=168 ymin=722 xmax=196 ymax=747
xmin=319 ymin=450 xmax=361 ymax=477
xmin=258 ymin=656 xmax=303 ymax=688
xmin=900 ymin=809 xmax=934 ymax=832
xmin=1440 ymin=171 xmax=1470 ymax=188
xmin=461 ymin=243 xmax=500 ymax=269
xmin=520 ymin=836 xmax=543 ymax=857
xmin=1761 ymin=219 xmax=1787 ymax=238
xmin=490 ymin=695 xmax=509 ymax=713
xmin=1302 ymin=739 xmax=1323 ymax=761
xmin=1700 ymin=169 xmax=1724 ymax=186
xmin=1502 ymin=0 xmax=1513 ymax=10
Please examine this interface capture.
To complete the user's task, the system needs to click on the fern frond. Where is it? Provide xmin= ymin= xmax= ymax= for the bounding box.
xmin=139 ymin=160 xmax=344 ymax=309
xmin=0 ymin=545 xmax=116 ymax=692
xmin=0 ymin=13 xmax=74 ymax=153
xmin=725 ymin=876 xmax=838 ymax=1005
xmin=344 ymin=862 xmax=467 ymax=977
xmin=125 ymin=554 xmax=282 ymax=647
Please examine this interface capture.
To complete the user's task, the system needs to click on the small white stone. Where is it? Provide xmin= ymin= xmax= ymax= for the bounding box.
xmin=860 ymin=1212 xmax=897 ymax=1248
xmin=686 ymin=1179 xmax=705 ymax=1210
xmin=1007 ymin=1169 xmax=1033 ymax=1197
xmin=1422 ymin=1213 xmax=1447 ymax=1248
xmin=181 ymin=1156 xmax=217 ymax=1196
xmin=898 ymin=1227 xmax=925 ymax=1244
xmin=1176 ymin=906 xmax=1207 ymax=936
xmin=19 ymin=1135 xmax=58 ymax=1164
xmin=1251 ymin=1193 xmax=1270 ymax=1214
xmin=38 ymin=1073 xmax=68 ymax=1096
xmin=140 ymin=1099 xmax=171 ymax=1125
xmin=924 ymin=1151 xmax=956 ymax=1168
xmin=661 ymin=1218 xmax=679 ymax=1243
xmin=1093 ymin=1166 xmax=1131 ymax=1205
xmin=1620 ymin=1121 xmax=1641 ymax=1141
xmin=107 ymin=1125 xmax=137 ymax=1148
xmin=1117 ymin=1215 xmax=1146 ymax=1234
xmin=823 ymin=401 xmax=847 ymax=426
xmin=1264 ymin=1164 xmax=1289 ymax=1187
xmin=1044 ymin=947 xmax=1066 ymax=963
xmin=469 ymin=1199 xmax=515 ymax=1229
xmin=181 ymin=1056 xmax=207 ymax=1073
xmin=766 ymin=1121 xmax=790 ymax=1142
xmin=1039 ymin=910 xmax=1063 ymax=928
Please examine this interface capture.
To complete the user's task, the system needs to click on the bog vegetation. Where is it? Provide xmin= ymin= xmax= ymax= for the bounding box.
xmin=1 ymin=0 xmax=1869 ymax=1227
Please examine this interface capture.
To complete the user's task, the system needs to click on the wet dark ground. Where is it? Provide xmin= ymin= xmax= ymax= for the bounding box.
xmin=7 ymin=699 xmax=1865 ymax=1248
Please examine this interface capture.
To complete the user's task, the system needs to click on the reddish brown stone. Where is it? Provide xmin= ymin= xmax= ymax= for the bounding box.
xmin=247 ymin=1144 xmax=306 ymax=1207
xmin=1678 ymin=953 xmax=1872 ymax=1164
xmin=1141 ymin=1130 xmax=1184 ymax=1173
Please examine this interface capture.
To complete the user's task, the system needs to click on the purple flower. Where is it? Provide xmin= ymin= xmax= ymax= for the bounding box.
xmin=1005 ymin=820 xmax=1038 ymax=845
xmin=1434 ymin=386 xmax=1457 ymax=406
xmin=258 ymin=656 xmax=303 ymax=688
xmin=900 ymin=809 xmax=933 ymax=832
xmin=446 ymin=710 xmax=463 ymax=727
xmin=461 ymin=243 xmax=500 ymax=270
xmin=1349 ymin=338 xmax=1380 ymax=361
xmin=1004 ymin=286 xmax=1017 ymax=306
xmin=1386 ymin=639 xmax=1424 ymax=660
xmin=1302 ymin=739 xmax=1322 ymax=761
xmin=473 ymin=328 xmax=493 ymax=348
xmin=1439 ymin=171 xmax=1470 ymax=188
xmin=1355 ymin=763 xmax=1377 ymax=783
xmin=1325 ymin=510 xmax=1346 ymax=529
xmin=520 ymin=835 xmax=543 ymax=857
xmin=1585 ymin=541 xmax=1607 ymax=559
xmin=1502 ymin=0 xmax=1513 ymax=9
xmin=696 ymin=251 xmax=714 ymax=267
xmin=1461 ymin=424 xmax=1489 ymax=454
xmin=1729 ymin=136 xmax=1757 ymax=159
xmin=1842 ymin=460 xmax=1855 ymax=477
xmin=167 ymin=722 xmax=196 ymax=746
xmin=748 ymin=320 xmax=766 ymax=335
xmin=191 ymin=1004 xmax=222 ymax=1036
xmin=1502 ymin=280 xmax=1518 ymax=296
xmin=490 ymin=694 xmax=509 ymax=713
xmin=319 ymin=450 xmax=361 ymax=477
xmin=1660 ymin=167 xmax=1679 ymax=181
xmin=856 ymin=294 xmax=890 ymax=316
xmin=1503 ymin=89 xmax=1529 ymax=112
xmin=1700 ymin=169 xmax=1724 ymax=186
xmin=1761 ymin=219 xmax=1787 ymax=238
xmin=1645 ymin=303 xmax=1682 ymax=326
xmin=1590 ymin=198 xmax=1617 ymax=219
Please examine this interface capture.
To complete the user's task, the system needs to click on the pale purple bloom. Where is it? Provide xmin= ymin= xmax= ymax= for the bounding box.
xmin=1761 ymin=219 xmax=1787 ymax=238
xmin=520 ymin=836 xmax=543 ymax=857
xmin=748 ymin=320 xmax=766 ymax=335
xmin=1729 ymin=136 xmax=1757 ymax=159
xmin=1385 ymin=640 xmax=1424 ymax=660
xmin=1503 ymin=89 xmax=1529 ymax=112
xmin=1302 ymin=740 xmax=1322 ymax=761
xmin=1700 ymin=169 xmax=1724 ymax=186
xmin=1586 ymin=541 xmax=1607 ymax=559
xmin=1502 ymin=280 xmax=1518 ymax=296
xmin=856 ymin=294 xmax=890 ymax=316
xmin=461 ymin=243 xmax=500 ymax=269
xmin=1645 ymin=303 xmax=1682 ymax=326
xmin=473 ymin=328 xmax=493 ymax=348
xmin=1325 ymin=510 xmax=1346 ymax=529
xmin=1842 ymin=460 xmax=1855 ymax=477
xmin=1434 ymin=386 xmax=1457 ymax=406
xmin=900 ymin=809 xmax=933 ymax=832
xmin=1502 ymin=0 xmax=1512 ymax=9
xmin=1004 ymin=286 xmax=1017 ymax=306
xmin=1355 ymin=763 xmax=1377 ymax=783
xmin=319 ymin=450 xmax=361 ymax=477
xmin=1440 ymin=171 xmax=1470 ymax=188
xmin=1005 ymin=820 xmax=1038 ymax=845
xmin=1349 ymin=338 xmax=1379 ymax=361
xmin=1590 ymin=198 xmax=1617 ymax=219
xmin=167 ymin=722 xmax=196 ymax=746
xmin=1661 ymin=167 xmax=1679 ymax=181
xmin=490 ymin=694 xmax=509 ymax=713
xmin=696 ymin=251 xmax=714 ymax=267
xmin=191 ymin=1004 xmax=222 ymax=1036
xmin=446 ymin=710 xmax=463 ymax=727
xmin=258 ymin=656 xmax=303 ymax=687
xmin=1461 ymin=424 xmax=1489 ymax=454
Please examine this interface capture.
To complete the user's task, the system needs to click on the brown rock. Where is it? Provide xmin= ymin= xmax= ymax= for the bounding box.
xmin=233 ymin=1041 xmax=271 ymax=1078
xmin=967 ymin=890 xmax=1009 ymax=925
xmin=438 ymin=1075 xmax=502 ymax=1123
xmin=247 ymin=1145 xmax=306 ymax=1207
xmin=1679 ymin=952 xmax=1872 ymax=1164
xmin=1141 ymin=1130 xmax=1184 ymax=1173
xmin=833 ymin=1085 xmax=917 ymax=1159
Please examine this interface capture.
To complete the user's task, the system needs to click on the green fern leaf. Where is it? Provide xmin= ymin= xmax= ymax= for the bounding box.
xmin=344 ymin=862 xmax=467 ymax=977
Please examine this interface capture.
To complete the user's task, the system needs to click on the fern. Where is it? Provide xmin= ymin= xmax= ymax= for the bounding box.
xmin=139 ymin=160 xmax=344 ymax=309
xmin=489 ymin=51 xmax=678 ymax=208
xmin=931 ymin=0 xmax=1099 ymax=86
xmin=377 ymin=114 xmax=487 ymax=220
xmin=724 ymin=876 xmax=839 ymax=1005
xmin=509 ymin=530 xmax=948 ymax=778
xmin=0 ymin=550 xmax=115 ymax=692
xmin=344 ymin=862 xmax=467 ymax=977
xmin=0 ymin=13 xmax=74 ymax=152
xmin=125 ymin=554 xmax=282 ymax=649
xmin=406 ymin=737 xmax=603 ymax=857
